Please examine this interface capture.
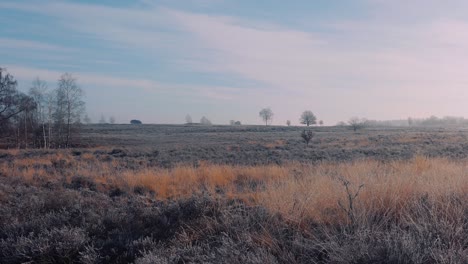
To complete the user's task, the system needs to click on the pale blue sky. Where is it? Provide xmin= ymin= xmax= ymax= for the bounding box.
xmin=2 ymin=0 xmax=468 ymax=124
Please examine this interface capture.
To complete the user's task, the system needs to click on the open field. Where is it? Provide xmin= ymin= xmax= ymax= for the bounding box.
xmin=77 ymin=124 xmax=468 ymax=166
xmin=1 ymin=125 xmax=468 ymax=263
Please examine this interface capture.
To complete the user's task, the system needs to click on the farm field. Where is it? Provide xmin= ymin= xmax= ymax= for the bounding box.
xmin=1 ymin=125 xmax=468 ymax=263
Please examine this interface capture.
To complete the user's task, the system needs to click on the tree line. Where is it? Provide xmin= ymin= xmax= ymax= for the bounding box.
xmin=0 ymin=68 xmax=85 ymax=148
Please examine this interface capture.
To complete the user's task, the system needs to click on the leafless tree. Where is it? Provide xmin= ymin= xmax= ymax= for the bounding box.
xmin=0 ymin=68 xmax=26 ymax=124
xmin=259 ymin=108 xmax=273 ymax=126
xmin=348 ymin=117 xmax=367 ymax=132
xmin=109 ymin=116 xmax=116 ymax=124
xmin=0 ymin=68 xmax=36 ymax=146
xmin=319 ymin=120 xmax=324 ymax=126
xmin=286 ymin=120 xmax=291 ymax=126
xmin=55 ymin=73 xmax=85 ymax=148
xmin=29 ymin=78 xmax=49 ymax=148
xmin=300 ymin=110 xmax=317 ymax=126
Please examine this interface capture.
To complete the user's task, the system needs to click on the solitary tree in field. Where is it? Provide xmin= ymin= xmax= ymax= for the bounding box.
xmin=259 ymin=108 xmax=273 ymax=126
xmin=286 ymin=120 xmax=291 ymax=126
xmin=348 ymin=117 xmax=367 ymax=132
xmin=185 ymin=114 xmax=192 ymax=124
xmin=319 ymin=120 xmax=324 ymax=126
xmin=130 ymin=119 xmax=142 ymax=124
xmin=301 ymin=130 xmax=314 ymax=146
xmin=300 ymin=110 xmax=317 ymax=126
xmin=109 ymin=116 xmax=116 ymax=124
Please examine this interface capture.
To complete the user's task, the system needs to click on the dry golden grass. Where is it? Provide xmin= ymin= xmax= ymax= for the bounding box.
xmin=1 ymin=150 xmax=467 ymax=225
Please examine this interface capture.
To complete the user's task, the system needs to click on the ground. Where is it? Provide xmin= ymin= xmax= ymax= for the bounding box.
xmin=1 ymin=125 xmax=467 ymax=263
xmin=79 ymin=124 xmax=468 ymax=165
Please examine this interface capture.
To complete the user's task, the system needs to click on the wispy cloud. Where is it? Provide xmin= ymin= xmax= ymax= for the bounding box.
xmin=0 ymin=38 xmax=71 ymax=51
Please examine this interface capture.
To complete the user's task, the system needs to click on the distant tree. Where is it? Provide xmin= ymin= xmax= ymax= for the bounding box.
xmin=99 ymin=114 xmax=106 ymax=124
xmin=130 ymin=119 xmax=142 ymax=125
xmin=300 ymin=110 xmax=317 ymax=126
xmin=319 ymin=120 xmax=324 ymax=126
xmin=83 ymin=114 xmax=92 ymax=124
xmin=337 ymin=121 xmax=347 ymax=127
xmin=200 ymin=116 xmax=212 ymax=125
xmin=348 ymin=117 xmax=367 ymax=132
xmin=259 ymin=108 xmax=273 ymax=126
xmin=286 ymin=120 xmax=291 ymax=126
xmin=408 ymin=117 xmax=413 ymax=127
xmin=234 ymin=121 xmax=241 ymax=125
xmin=109 ymin=116 xmax=116 ymax=124
xmin=301 ymin=130 xmax=314 ymax=146
xmin=185 ymin=114 xmax=192 ymax=124
xmin=230 ymin=120 xmax=236 ymax=125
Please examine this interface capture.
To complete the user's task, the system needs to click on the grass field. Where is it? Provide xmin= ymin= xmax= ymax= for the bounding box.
xmin=1 ymin=125 xmax=468 ymax=263
xmin=77 ymin=124 xmax=468 ymax=166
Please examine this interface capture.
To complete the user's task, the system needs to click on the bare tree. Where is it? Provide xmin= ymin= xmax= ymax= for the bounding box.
xmin=300 ymin=110 xmax=317 ymax=126
xmin=348 ymin=117 xmax=367 ymax=132
xmin=301 ymin=130 xmax=314 ymax=146
xmin=185 ymin=114 xmax=192 ymax=124
xmin=0 ymin=68 xmax=36 ymax=147
xmin=0 ymin=68 xmax=26 ymax=124
xmin=109 ymin=116 xmax=116 ymax=124
xmin=29 ymin=78 xmax=49 ymax=148
xmin=44 ymin=90 xmax=55 ymax=148
xmin=200 ymin=116 xmax=212 ymax=125
xmin=259 ymin=108 xmax=273 ymax=126
xmin=55 ymin=73 xmax=85 ymax=148
xmin=286 ymin=120 xmax=291 ymax=126
xmin=319 ymin=120 xmax=324 ymax=126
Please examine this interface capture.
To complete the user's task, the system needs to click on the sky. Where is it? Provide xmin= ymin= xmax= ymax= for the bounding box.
xmin=2 ymin=0 xmax=468 ymax=125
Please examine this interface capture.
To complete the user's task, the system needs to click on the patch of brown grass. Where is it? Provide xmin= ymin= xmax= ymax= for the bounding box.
xmin=2 ymin=150 xmax=467 ymax=226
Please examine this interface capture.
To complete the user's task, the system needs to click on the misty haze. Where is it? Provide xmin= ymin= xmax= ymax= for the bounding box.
xmin=1 ymin=1 xmax=468 ymax=263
